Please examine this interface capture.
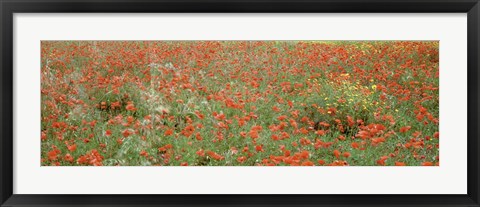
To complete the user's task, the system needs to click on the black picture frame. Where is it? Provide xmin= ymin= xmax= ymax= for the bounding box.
xmin=1 ymin=0 xmax=479 ymax=206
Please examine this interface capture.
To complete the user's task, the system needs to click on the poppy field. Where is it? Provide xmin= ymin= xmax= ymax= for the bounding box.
xmin=41 ymin=41 xmax=439 ymax=166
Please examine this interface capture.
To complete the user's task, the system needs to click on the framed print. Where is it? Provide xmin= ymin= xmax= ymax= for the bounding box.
xmin=1 ymin=0 xmax=479 ymax=206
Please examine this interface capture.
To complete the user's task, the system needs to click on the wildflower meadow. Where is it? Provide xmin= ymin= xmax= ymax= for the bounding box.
xmin=41 ymin=41 xmax=439 ymax=166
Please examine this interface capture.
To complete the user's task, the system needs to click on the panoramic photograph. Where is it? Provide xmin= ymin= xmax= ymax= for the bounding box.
xmin=41 ymin=41 xmax=439 ymax=166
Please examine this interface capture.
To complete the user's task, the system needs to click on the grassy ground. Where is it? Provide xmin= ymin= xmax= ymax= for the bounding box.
xmin=41 ymin=41 xmax=439 ymax=166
